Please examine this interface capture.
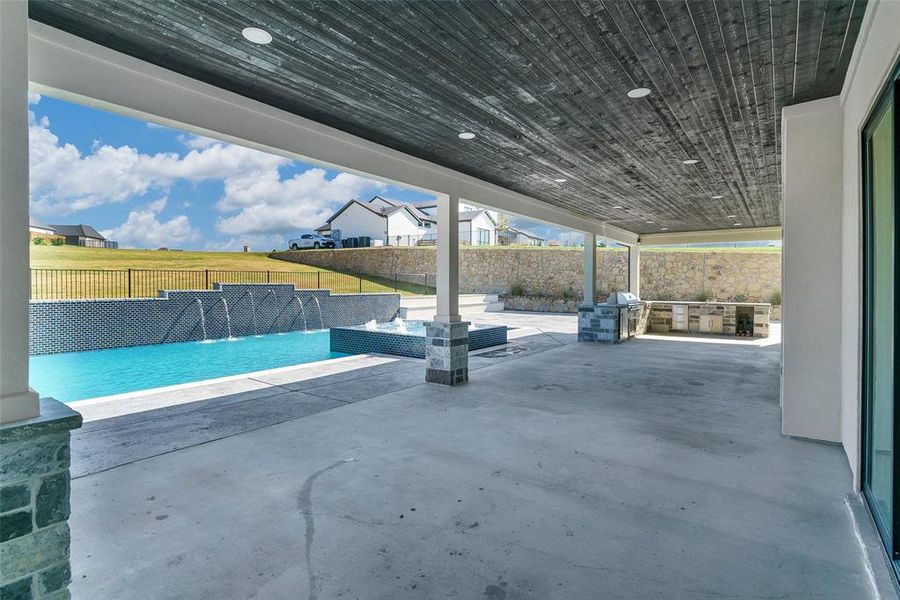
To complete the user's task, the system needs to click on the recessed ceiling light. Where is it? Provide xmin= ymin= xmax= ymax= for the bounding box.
xmin=612 ymin=205 xmax=623 ymax=209
xmin=726 ymin=215 xmax=737 ymax=218
xmin=733 ymin=223 xmax=743 ymax=226
xmin=242 ymin=27 xmax=273 ymax=44
xmin=554 ymin=178 xmax=567 ymax=183
xmin=458 ymin=132 xmax=476 ymax=140
xmin=660 ymin=227 xmax=669 ymax=231
xmin=682 ymin=159 xmax=699 ymax=165
xmin=627 ymin=87 xmax=651 ymax=99
xmin=711 ymin=195 xmax=724 ymax=199
xmin=646 ymin=221 xmax=654 ymax=224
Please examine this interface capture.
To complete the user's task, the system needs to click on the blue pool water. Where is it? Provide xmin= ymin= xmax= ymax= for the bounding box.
xmin=29 ymin=330 xmax=347 ymax=403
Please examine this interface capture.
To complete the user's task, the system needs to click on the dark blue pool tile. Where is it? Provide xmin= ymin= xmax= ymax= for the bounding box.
xmin=330 ymin=322 xmax=507 ymax=359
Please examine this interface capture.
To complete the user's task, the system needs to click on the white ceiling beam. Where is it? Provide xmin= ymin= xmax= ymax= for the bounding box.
xmin=639 ymin=226 xmax=782 ymax=245
xmin=27 ymin=21 xmax=639 ymax=245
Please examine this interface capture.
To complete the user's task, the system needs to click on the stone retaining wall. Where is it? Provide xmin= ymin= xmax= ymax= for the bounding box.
xmin=271 ymin=247 xmax=781 ymax=303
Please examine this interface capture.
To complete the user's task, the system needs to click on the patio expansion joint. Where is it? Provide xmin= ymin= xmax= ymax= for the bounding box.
xmin=245 ymin=378 xmax=305 ymax=393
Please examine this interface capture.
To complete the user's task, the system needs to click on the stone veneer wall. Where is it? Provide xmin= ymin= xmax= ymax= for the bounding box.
xmin=271 ymin=247 xmax=781 ymax=302
xmin=29 ymin=283 xmax=400 ymax=355
xmin=1 ymin=399 xmax=82 ymax=600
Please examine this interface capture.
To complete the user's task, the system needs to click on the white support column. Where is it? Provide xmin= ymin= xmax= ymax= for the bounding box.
xmin=435 ymin=180 xmax=460 ymax=323
xmin=426 ymin=179 xmax=468 ymax=385
xmin=628 ymin=244 xmax=641 ymax=297
xmin=781 ymin=98 xmax=843 ymax=443
xmin=583 ymin=233 xmax=596 ymax=306
xmin=0 ymin=0 xmax=39 ymax=423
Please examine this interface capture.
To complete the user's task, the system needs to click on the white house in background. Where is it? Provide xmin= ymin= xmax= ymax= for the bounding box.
xmin=316 ymin=196 xmax=497 ymax=246
xmin=497 ymin=226 xmax=546 ymax=246
xmin=28 ymin=217 xmax=56 ymax=237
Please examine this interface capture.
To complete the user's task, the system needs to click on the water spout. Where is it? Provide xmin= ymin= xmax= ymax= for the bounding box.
xmin=220 ymin=297 xmax=233 ymax=338
xmin=290 ymin=297 xmax=307 ymax=331
xmin=312 ymin=296 xmax=324 ymax=329
xmin=247 ymin=290 xmax=259 ymax=335
xmin=196 ymin=299 xmax=207 ymax=341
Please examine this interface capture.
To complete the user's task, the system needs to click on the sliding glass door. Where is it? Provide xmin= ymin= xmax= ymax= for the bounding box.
xmin=863 ymin=73 xmax=899 ymax=565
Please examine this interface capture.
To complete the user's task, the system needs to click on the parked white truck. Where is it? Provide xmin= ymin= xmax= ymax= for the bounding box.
xmin=287 ymin=233 xmax=336 ymax=250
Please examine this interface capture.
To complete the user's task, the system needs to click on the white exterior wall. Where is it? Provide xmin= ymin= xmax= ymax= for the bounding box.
xmin=469 ymin=212 xmax=496 ymax=245
xmin=386 ymin=210 xmax=424 ymax=236
xmin=458 ymin=221 xmax=472 ymax=244
xmin=386 ymin=209 xmax=425 ymax=245
xmin=838 ymin=0 xmax=900 ymax=484
xmin=330 ymin=203 xmax=387 ymax=243
xmin=781 ymin=97 xmax=844 ymax=443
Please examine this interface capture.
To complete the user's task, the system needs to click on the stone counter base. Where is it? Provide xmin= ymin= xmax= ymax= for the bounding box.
xmin=647 ymin=302 xmax=770 ymax=338
xmin=579 ymin=301 xmax=770 ymax=343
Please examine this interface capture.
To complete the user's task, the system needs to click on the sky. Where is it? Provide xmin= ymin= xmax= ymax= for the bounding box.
xmin=28 ymin=94 xmax=572 ymax=250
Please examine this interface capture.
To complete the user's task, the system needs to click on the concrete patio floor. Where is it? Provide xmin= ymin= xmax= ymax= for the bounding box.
xmin=67 ymin=315 xmax=874 ymax=599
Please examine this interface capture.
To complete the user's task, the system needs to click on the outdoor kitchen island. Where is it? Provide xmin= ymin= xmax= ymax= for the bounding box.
xmin=579 ymin=295 xmax=771 ymax=344
xmin=646 ymin=301 xmax=771 ymax=338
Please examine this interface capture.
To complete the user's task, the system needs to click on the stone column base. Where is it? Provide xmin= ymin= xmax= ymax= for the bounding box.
xmin=425 ymin=321 xmax=469 ymax=385
xmin=1 ymin=398 xmax=82 ymax=600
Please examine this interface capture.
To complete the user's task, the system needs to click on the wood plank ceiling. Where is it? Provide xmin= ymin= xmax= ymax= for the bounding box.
xmin=29 ymin=0 xmax=866 ymax=235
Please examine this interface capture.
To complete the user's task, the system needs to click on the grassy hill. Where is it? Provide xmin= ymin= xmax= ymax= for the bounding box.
xmin=29 ymin=246 xmax=431 ymax=297
xmin=30 ymin=245 xmax=323 ymax=271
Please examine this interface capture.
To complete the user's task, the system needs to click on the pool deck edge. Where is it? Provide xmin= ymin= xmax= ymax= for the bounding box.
xmin=69 ymin=353 xmax=410 ymax=422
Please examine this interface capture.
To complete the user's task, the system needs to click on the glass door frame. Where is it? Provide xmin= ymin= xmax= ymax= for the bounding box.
xmin=861 ymin=63 xmax=900 ymax=567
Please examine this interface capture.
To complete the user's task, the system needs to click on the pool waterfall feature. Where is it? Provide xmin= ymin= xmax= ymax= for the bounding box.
xmin=171 ymin=287 xmax=350 ymax=342
xmin=29 ymin=283 xmax=400 ymax=355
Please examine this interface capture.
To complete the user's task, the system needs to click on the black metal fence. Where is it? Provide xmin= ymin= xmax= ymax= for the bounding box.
xmin=30 ymin=269 xmax=435 ymax=300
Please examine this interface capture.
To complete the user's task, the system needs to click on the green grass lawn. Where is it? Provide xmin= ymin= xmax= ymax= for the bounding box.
xmin=30 ymin=245 xmax=324 ymax=271
xmin=30 ymin=246 xmax=432 ymax=298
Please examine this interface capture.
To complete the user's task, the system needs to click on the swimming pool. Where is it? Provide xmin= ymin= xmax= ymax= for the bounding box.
xmin=29 ymin=330 xmax=347 ymax=403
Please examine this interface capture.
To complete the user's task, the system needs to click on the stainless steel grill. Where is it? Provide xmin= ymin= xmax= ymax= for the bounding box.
xmin=605 ymin=291 xmax=644 ymax=341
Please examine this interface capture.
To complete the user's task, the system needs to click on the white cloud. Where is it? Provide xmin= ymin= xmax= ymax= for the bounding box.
xmin=29 ymin=114 xmax=287 ymax=215
xmin=28 ymin=91 xmax=41 ymax=105
xmin=28 ymin=109 xmax=389 ymax=244
xmin=215 ymin=168 xmax=386 ymax=235
xmin=102 ymin=198 xmax=200 ymax=249
xmin=177 ymin=133 xmax=220 ymax=150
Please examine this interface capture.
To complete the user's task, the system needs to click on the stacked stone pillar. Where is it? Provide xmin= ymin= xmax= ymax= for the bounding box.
xmin=425 ymin=321 xmax=470 ymax=385
xmin=1 ymin=400 xmax=82 ymax=599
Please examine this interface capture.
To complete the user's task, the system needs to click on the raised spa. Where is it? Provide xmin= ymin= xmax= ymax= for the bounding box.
xmin=330 ymin=319 xmax=508 ymax=358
